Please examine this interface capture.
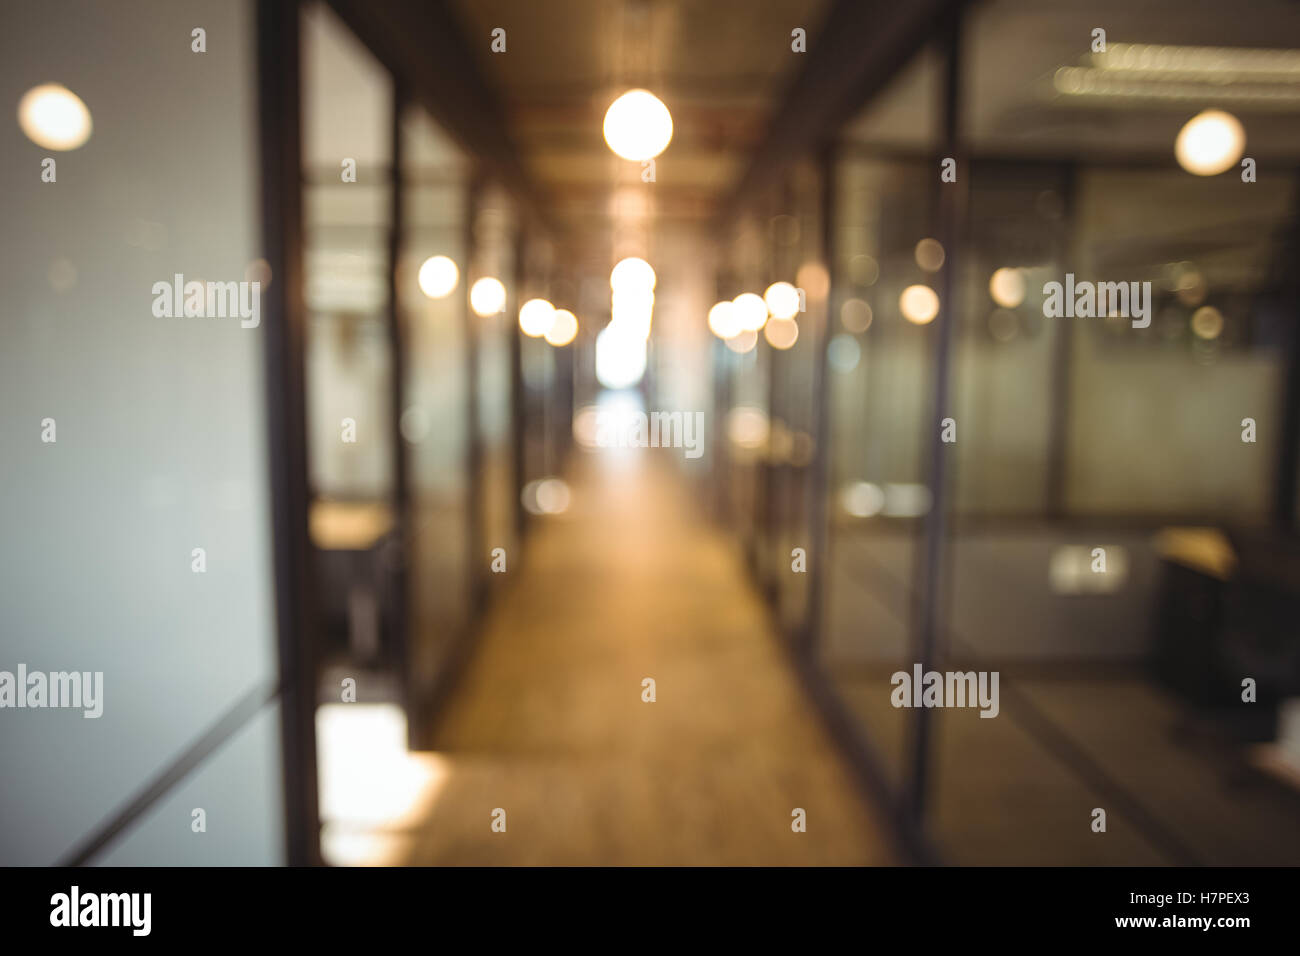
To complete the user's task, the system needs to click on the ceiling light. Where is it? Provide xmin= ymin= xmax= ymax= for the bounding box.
xmin=610 ymin=256 xmax=656 ymax=293
xmin=417 ymin=256 xmax=459 ymax=298
xmin=900 ymin=285 xmax=940 ymax=325
xmin=707 ymin=301 xmax=739 ymax=339
xmin=1175 ymin=109 xmax=1245 ymax=176
xmin=603 ymin=89 xmax=673 ymax=161
xmin=595 ymin=324 xmax=647 ymax=389
xmin=988 ymin=268 xmax=1026 ymax=308
xmin=470 ymin=277 xmax=507 ymax=316
xmin=18 ymin=83 xmax=92 ymax=150
xmin=519 ymin=298 xmax=556 ymax=337
xmin=763 ymin=282 xmax=800 ymax=320
xmin=914 ymin=239 xmax=945 ymax=273
xmin=764 ymin=318 xmax=799 ymax=350
xmin=545 ymin=309 xmax=579 ymax=347
xmin=725 ymin=329 xmax=758 ymax=354
xmin=732 ymin=293 xmax=768 ymax=333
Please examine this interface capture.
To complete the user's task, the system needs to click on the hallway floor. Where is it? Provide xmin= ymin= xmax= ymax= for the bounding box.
xmin=397 ymin=449 xmax=895 ymax=865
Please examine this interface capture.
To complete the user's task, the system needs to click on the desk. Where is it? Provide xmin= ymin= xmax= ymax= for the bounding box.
xmin=310 ymin=500 xmax=395 ymax=663
xmin=310 ymin=501 xmax=394 ymax=551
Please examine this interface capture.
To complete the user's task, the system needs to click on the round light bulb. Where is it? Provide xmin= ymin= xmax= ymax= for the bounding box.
xmin=914 ymin=238 xmax=945 ymax=272
xmin=707 ymin=301 xmax=739 ymax=339
xmin=17 ymin=83 xmax=92 ymax=150
xmin=417 ymin=256 xmax=459 ymax=298
xmin=764 ymin=318 xmax=799 ymax=350
xmin=545 ymin=309 xmax=579 ymax=346
xmin=900 ymin=285 xmax=940 ymax=325
xmin=1175 ymin=109 xmax=1245 ymax=176
xmin=988 ymin=268 xmax=1026 ymax=308
xmin=470 ymin=276 xmax=507 ymax=316
xmin=725 ymin=329 xmax=758 ymax=354
xmin=610 ymin=256 xmax=656 ymax=293
xmin=519 ymin=298 xmax=556 ymax=337
xmin=763 ymin=281 xmax=801 ymax=320
xmin=732 ymin=292 xmax=768 ymax=332
xmin=603 ymin=89 xmax=673 ymax=161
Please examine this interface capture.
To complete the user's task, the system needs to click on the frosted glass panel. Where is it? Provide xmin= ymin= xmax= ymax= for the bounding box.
xmin=0 ymin=0 xmax=281 ymax=865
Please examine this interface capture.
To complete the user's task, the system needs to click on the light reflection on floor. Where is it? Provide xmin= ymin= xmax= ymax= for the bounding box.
xmin=316 ymin=703 xmax=449 ymax=866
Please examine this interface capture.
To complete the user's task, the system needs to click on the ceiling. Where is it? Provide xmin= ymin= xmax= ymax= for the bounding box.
xmin=450 ymin=0 xmax=831 ymax=260
xmin=845 ymin=0 xmax=1300 ymax=160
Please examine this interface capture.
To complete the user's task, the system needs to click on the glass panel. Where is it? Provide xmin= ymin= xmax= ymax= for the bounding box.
xmin=0 ymin=0 xmax=281 ymax=864
xmin=300 ymin=1 xmax=396 ymax=686
xmin=923 ymin=0 xmax=1300 ymax=865
xmin=822 ymin=42 xmax=941 ymax=793
xmin=472 ymin=187 xmax=520 ymax=567
xmin=399 ymin=103 xmax=471 ymax=706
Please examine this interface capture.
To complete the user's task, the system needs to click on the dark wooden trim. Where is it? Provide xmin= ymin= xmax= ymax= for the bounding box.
xmin=510 ymin=229 xmax=528 ymax=545
xmin=1044 ymin=162 xmax=1078 ymax=520
xmin=1271 ymin=168 xmax=1300 ymax=531
xmin=387 ymin=83 xmax=415 ymax=743
xmin=257 ymin=0 xmax=321 ymax=867
xmin=904 ymin=10 xmax=967 ymax=827
xmin=801 ymin=145 xmax=837 ymax=657
xmin=465 ymin=171 xmax=487 ymax=614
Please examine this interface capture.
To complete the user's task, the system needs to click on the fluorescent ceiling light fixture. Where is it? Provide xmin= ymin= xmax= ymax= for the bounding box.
xmin=1054 ymin=64 xmax=1300 ymax=107
xmin=1092 ymin=44 xmax=1300 ymax=78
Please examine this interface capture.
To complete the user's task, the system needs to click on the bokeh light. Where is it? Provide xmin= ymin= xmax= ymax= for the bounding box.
xmin=900 ymin=284 xmax=940 ymax=325
xmin=545 ymin=309 xmax=579 ymax=346
xmin=732 ymin=292 xmax=768 ymax=332
xmin=763 ymin=281 xmax=801 ymax=320
xmin=1175 ymin=109 xmax=1245 ymax=176
xmin=603 ymin=89 xmax=673 ymax=161
xmin=417 ymin=256 xmax=459 ymax=298
xmin=519 ymin=298 xmax=556 ymax=337
xmin=470 ymin=276 xmax=507 ymax=316
xmin=17 ymin=83 xmax=92 ymax=150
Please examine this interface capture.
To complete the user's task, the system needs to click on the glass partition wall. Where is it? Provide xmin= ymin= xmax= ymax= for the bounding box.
xmin=301 ymin=2 xmax=397 ymax=702
xmin=733 ymin=0 xmax=1300 ymax=865
xmin=398 ymin=103 xmax=474 ymax=745
xmin=298 ymin=1 xmax=531 ymax=861
xmin=0 ymin=0 xmax=286 ymax=866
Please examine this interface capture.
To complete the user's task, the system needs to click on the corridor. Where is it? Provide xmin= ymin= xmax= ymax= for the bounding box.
xmin=397 ymin=450 xmax=892 ymax=865
xmin=7 ymin=0 xmax=1300 ymax=876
